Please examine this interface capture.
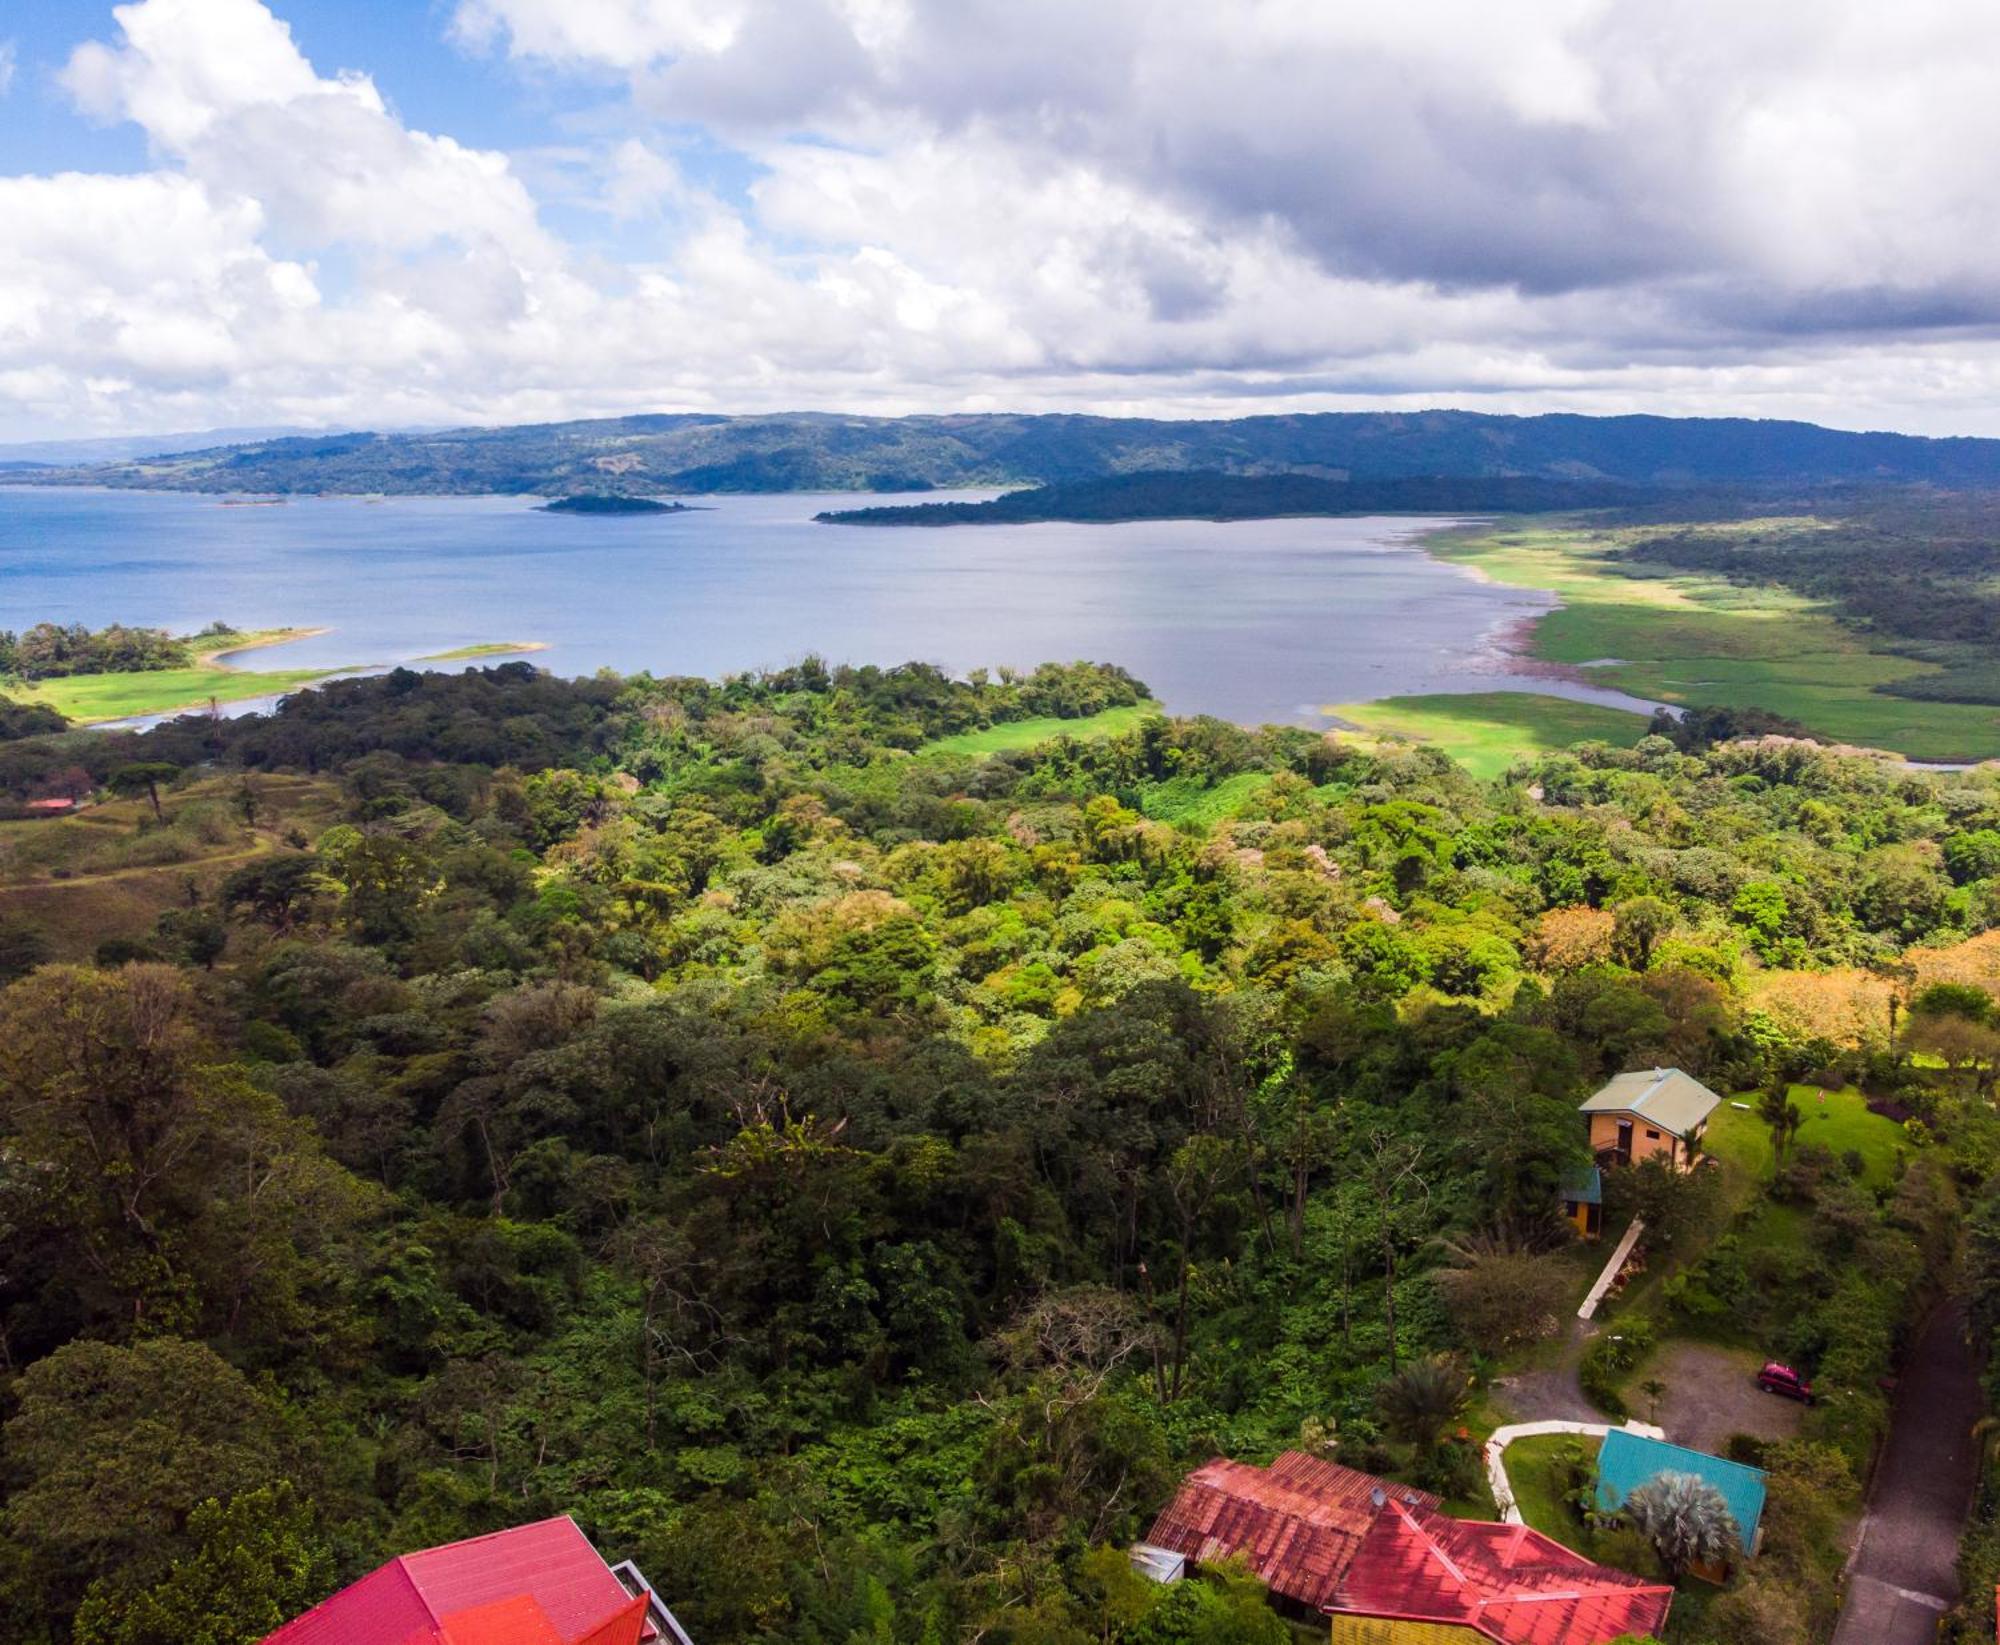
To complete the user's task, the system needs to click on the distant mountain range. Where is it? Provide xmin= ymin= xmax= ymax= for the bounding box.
xmin=10 ymin=409 xmax=2000 ymax=495
xmin=0 ymin=426 xmax=314 ymax=469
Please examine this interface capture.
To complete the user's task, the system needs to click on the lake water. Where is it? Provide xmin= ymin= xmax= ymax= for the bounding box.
xmin=0 ymin=488 xmax=1660 ymax=728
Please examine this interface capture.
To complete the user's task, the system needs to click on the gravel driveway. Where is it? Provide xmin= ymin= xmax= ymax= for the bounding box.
xmin=1646 ymin=1342 xmax=1804 ymax=1455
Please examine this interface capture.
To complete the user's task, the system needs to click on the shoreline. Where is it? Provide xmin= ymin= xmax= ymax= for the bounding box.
xmin=197 ymin=625 xmax=331 ymax=669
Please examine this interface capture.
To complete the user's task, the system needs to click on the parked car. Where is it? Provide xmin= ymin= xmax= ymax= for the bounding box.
xmin=1757 ymin=1361 xmax=1814 ymax=1403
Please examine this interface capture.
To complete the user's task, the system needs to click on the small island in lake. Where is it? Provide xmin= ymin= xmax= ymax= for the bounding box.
xmin=539 ymin=494 xmax=691 ymax=515
xmin=817 ymin=469 xmax=1642 ymax=526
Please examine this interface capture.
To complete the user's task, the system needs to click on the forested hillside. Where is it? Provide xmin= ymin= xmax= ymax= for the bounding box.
xmin=19 ymin=409 xmax=2000 ymax=495
xmin=816 ymin=470 xmax=1642 ymax=523
xmin=5 ymin=659 xmax=2000 ymax=1644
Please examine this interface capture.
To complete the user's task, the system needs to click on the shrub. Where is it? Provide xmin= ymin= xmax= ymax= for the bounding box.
xmin=1579 ymin=1318 xmax=1656 ymax=1419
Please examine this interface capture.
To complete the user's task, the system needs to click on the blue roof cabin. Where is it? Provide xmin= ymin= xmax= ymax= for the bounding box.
xmin=1595 ymin=1429 xmax=1767 ymax=1579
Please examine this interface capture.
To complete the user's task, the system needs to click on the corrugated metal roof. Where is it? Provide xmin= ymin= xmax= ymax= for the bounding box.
xmin=1559 ymin=1166 xmax=1602 ymax=1206
xmin=1331 ymin=1503 xmax=1673 ymax=1645
xmin=1144 ymin=1454 xmax=1439 ymax=1610
xmin=1595 ymin=1429 xmax=1766 ymax=1549
xmin=263 ymin=1519 xmax=655 ymax=1645
xmin=1577 ymin=1068 xmax=1721 ymax=1139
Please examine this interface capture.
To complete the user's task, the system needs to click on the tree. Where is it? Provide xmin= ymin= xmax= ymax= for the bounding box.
xmin=110 ymin=761 xmax=178 ymax=822
xmin=1758 ymin=1083 xmax=1804 ymax=1163
xmin=1434 ymin=1234 xmax=1571 ymax=1354
xmin=71 ymin=1483 xmax=333 ymax=1645
xmin=0 ymin=916 xmax=52 ymax=982
xmin=1639 ymin=1377 xmax=1667 ymax=1424
xmin=1622 ymin=1471 xmax=1740 ymax=1581
xmin=1612 ymin=896 xmax=1675 ymax=970
xmin=221 ymin=854 xmax=323 ymax=934
xmin=3 ymin=1339 xmax=293 ymax=1600
xmin=1374 ymin=1353 xmax=1470 ymax=1458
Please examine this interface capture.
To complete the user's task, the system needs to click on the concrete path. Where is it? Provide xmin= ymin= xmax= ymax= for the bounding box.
xmin=1833 ymin=1302 xmax=1983 ymax=1645
xmin=1485 ymin=1418 xmax=1666 ymax=1525
xmin=1579 ymin=1217 xmax=1645 ymax=1321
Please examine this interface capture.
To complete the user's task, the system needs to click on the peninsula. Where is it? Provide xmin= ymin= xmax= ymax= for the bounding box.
xmin=814 ymin=470 xmax=1642 ymax=525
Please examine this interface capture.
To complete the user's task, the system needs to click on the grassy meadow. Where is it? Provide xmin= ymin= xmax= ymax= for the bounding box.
xmin=12 ymin=628 xmax=341 ymax=724
xmin=1331 ymin=691 xmax=1652 ymax=781
xmin=918 ymin=703 xmax=1160 ymax=755
xmin=1426 ymin=520 xmax=2000 ymax=762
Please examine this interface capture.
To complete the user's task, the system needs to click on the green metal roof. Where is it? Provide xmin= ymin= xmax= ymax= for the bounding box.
xmin=1578 ymin=1068 xmax=1722 ymax=1139
xmin=1560 ymin=1164 xmax=1602 ymax=1206
xmin=1595 ymin=1429 xmax=1766 ymax=1549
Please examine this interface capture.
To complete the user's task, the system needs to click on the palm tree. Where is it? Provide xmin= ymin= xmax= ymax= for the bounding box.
xmin=1375 ymin=1354 xmax=1470 ymax=1457
xmin=1639 ymin=1377 xmax=1667 ymax=1424
xmin=1757 ymin=1083 xmax=1803 ymax=1164
xmin=1622 ymin=1471 xmax=1740 ymax=1581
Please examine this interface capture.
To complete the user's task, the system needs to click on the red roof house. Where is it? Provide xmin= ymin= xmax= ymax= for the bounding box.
xmin=1144 ymin=1453 xmax=1441 ymax=1610
xmin=262 ymin=1517 xmax=680 ymax=1645
xmin=1328 ymin=1500 xmax=1673 ymax=1645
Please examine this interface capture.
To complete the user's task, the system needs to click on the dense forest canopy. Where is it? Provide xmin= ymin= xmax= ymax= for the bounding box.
xmin=0 ymin=620 xmax=234 ymax=681
xmin=4 ymin=656 xmax=2000 ymax=1644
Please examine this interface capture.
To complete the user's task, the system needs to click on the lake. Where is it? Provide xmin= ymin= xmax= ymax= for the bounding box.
xmin=0 ymin=488 xmax=1659 ymax=727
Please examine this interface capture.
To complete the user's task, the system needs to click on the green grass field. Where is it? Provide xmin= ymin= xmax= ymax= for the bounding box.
xmin=919 ymin=703 xmax=1159 ymax=756
xmin=1703 ymin=1083 xmax=1907 ymax=1189
xmin=13 ymin=628 xmax=342 ymax=725
xmin=1499 ymin=1434 xmax=1587 ymax=1547
xmin=1422 ymin=521 xmax=2000 ymax=762
xmin=20 ymin=662 xmax=340 ymax=724
xmin=1332 ymin=691 xmax=1652 ymax=781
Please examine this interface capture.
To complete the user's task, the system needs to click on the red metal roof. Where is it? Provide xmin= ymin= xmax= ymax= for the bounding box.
xmin=1331 ymin=1502 xmax=1673 ymax=1645
xmin=1144 ymin=1453 xmax=1441 ymax=1609
xmin=263 ymin=1519 xmax=654 ymax=1645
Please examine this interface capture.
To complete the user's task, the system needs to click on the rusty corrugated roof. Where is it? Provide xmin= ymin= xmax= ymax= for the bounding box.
xmin=1144 ymin=1453 xmax=1440 ymax=1610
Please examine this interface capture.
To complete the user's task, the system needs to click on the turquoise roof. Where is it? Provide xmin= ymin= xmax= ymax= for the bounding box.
xmin=1595 ymin=1429 xmax=1766 ymax=1550
xmin=1560 ymin=1165 xmax=1602 ymax=1206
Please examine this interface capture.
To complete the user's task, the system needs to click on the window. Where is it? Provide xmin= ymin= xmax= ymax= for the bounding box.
xmin=1645 ymin=1128 xmax=1661 ymax=1140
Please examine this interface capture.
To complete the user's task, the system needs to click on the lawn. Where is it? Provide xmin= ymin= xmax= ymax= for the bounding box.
xmin=918 ymin=703 xmax=1159 ymax=755
xmin=1702 ymin=1083 xmax=1907 ymax=1190
xmin=1330 ymin=692 xmax=1652 ymax=781
xmin=19 ymin=662 xmax=341 ymax=724
xmin=1500 ymin=1432 xmax=1595 ymax=1553
xmin=1425 ymin=520 xmax=2000 ymax=763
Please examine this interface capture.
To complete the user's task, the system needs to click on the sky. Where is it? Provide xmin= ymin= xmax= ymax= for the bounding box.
xmin=3 ymin=0 xmax=2000 ymax=440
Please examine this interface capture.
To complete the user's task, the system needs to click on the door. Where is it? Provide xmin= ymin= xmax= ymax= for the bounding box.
xmin=1616 ymin=1118 xmax=1633 ymax=1162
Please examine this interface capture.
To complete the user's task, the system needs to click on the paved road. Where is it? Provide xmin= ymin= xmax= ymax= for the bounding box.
xmin=1833 ymin=1302 xmax=1983 ymax=1645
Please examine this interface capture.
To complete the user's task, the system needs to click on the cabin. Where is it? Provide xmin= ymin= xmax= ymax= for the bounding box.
xmin=260 ymin=1516 xmax=694 ymax=1645
xmin=1579 ymin=1068 xmax=1721 ymax=1172
xmin=1142 ymin=1454 xmax=1671 ymax=1644
xmin=1559 ymin=1165 xmax=1603 ymax=1241
xmin=1594 ymin=1429 xmax=1766 ymax=1583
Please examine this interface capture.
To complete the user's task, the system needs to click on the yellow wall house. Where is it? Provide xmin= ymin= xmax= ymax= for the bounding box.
xmin=1329 ymin=1619 xmax=1489 ymax=1644
xmin=1579 ymin=1067 xmax=1721 ymax=1172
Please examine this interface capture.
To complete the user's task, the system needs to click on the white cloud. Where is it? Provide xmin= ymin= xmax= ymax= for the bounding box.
xmin=10 ymin=0 xmax=2000 ymax=437
xmin=0 ymin=41 xmax=17 ymax=98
